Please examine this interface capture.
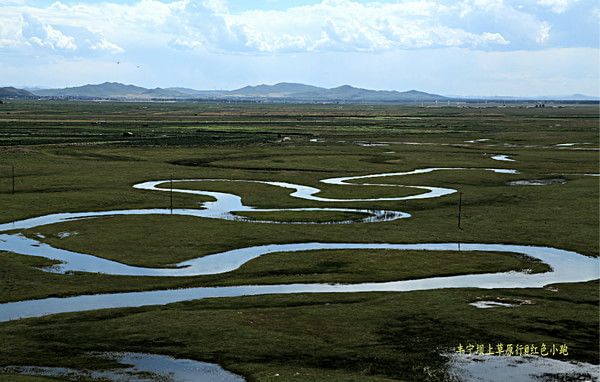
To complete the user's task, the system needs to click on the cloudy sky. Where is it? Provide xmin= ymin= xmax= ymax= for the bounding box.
xmin=1 ymin=0 xmax=598 ymax=96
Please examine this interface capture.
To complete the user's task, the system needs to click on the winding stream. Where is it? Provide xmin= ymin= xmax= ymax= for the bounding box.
xmin=0 ymin=167 xmax=597 ymax=322
xmin=0 ymin=166 xmax=598 ymax=381
xmin=0 ymin=167 xmax=517 ymax=232
xmin=0 ymin=241 xmax=598 ymax=322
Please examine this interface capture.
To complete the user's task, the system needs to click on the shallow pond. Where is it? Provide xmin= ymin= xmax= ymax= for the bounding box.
xmin=447 ymin=353 xmax=598 ymax=381
xmin=1 ymin=352 xmax=244 ymax=382
xmin=508 ymin=178 xmax=566 ymax=186
xmin=490 ymin=154 xmax=515 ymax=162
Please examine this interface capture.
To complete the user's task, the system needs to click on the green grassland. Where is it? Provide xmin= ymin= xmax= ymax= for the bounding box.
xmin=0 ymin=376 xmax=66 ymax=382
xmin=0 ymin=245 xmax=549 ymax=304
xmin=0 ymin=101 xmax=598 ymax=381
xmin=0 ymin=282 xmax=597 ymax=381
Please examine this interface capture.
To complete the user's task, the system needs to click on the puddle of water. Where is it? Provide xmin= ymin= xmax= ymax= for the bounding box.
xmin=553 ymin=143 xmax=600 ymax=151
xmin=465 ymin=139 xmax=491 ymax=143
xmin=470 ymin=297 xmax=533 ymax=309
xmin=490 ymin=155 xmax=515 ymax=162
xmin=447 ymin=353 xmax=598 ymax=382
xmin=388 ymin=141 xmax=444 ymax=146
xmin=508 ymin=179 xmax=566 ymax=186
xmin=1 ymin=352 xmax=244 ymax=382
xmin=469 ymin=301 xmax=514 ymax=309
xmin=355 ymin=142 xmax=389 ymax=147
xmin=234 ymin=208 xmax=409 ymax=225
xmin=57 ymin=231 xmax=77 ymax=239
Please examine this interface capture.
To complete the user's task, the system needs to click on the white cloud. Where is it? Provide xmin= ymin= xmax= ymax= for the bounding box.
xmin=8 ymin=12 xmax=123 ymax=55
xmin=0 ymin=0 xmax=597 ymax=96
xmin=0 ymin=14 xmax=21 ymax=47
xmin=22 ymin=14 xmax=77 ymax=50
xmin=0 ymin=0 xmax=596 ymax=56
xmin=537 ymin=0 xmax=579 ymax=14
xmin=481 ymin=32 xmax=509 ymax=45
xmin=536 ymin=22 xmax=551 ymax=43
xmin=91 ymin=38 xmax=124 ymax=54
xmin=37 ymin=25 xmax=76 ymax=50
xmin=0 ymin=0 xmax=528 ymax=54
xmin=210 ymin=0 xmax=516 ymax=52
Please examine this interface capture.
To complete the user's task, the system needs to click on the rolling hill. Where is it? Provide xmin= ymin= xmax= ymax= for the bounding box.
xmin=28 ymin=82 xmax=447 ymax=102
xmin=13 ymin=82 xmax=596 ymax=102
xmin=0 ymin=87 xmax=35 ymax=98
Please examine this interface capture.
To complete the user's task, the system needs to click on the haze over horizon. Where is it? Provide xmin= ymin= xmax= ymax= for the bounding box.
xmin=12 ymin=81 xmax=598 ymax=99
xmin=1 ymin=0 xmax=599 ymax=97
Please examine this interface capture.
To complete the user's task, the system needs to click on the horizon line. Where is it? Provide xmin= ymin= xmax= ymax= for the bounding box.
xmin=4 ymin=81 xmax=599 ymax=99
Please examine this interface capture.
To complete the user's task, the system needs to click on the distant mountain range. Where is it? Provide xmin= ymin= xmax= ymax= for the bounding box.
xmin=1 ymin=82 xmax=597 ymax=102
xmin=21 ymin=82 xmax=448 ymax=102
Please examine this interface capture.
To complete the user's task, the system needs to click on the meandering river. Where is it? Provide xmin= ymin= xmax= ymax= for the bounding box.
xmin=0 ymin=167 xmax=597 ymax=322
xmin=1 ymin=166 xmax=598 ymax=381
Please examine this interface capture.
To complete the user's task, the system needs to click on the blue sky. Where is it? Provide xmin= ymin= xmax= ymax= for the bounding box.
xmin=1 ymin=0 xmax=598 ymax=96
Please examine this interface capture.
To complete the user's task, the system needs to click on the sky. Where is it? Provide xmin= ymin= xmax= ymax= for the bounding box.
xmin=0 ymin=0 xmax=598 ymax=96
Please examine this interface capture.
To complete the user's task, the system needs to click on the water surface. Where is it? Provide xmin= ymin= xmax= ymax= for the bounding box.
xmin=0 ymin=167 xmax=597 ymax=323
xmin=0 ymin=241 xmax=597 ymax=322
xmin=490 ymin=154 xmax=515 ymax=162
xmin=447 ymin=353 xmax=598 ymax=382
xmin=1 ymin=352 xmax=244 ymax=382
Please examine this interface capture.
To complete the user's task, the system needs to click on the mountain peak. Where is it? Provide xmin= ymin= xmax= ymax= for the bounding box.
xmin=231 ymin=82 xmax=325 ymax=95
xmin=332 ymin=85 xmax=356 ymax=89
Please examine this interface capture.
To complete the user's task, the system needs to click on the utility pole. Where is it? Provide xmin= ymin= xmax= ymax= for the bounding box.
xmin=11 ymin=165 xmax=14 ymax=195
xmin=170 ymin=174 xmax=173 ymax=214
xmin=458 ymin=192 xmax=463 ymax=229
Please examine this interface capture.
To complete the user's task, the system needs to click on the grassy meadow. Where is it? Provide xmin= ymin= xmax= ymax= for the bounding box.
xmin=0 ymin=101 xmax=598 ymax=381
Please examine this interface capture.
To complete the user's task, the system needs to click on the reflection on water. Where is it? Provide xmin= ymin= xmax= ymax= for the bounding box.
xmin=447 ymin=353 xmax=599 ymax=382
xmin=490 ymin=154 xmax=515 ymax=162
xmin=508 ymin=179 xmax=566 ymax=186
xmin=469 ymin=301 xmax=514 ymax=309
xmin=0 ymin=168 xmax=518 ymax=233
xmin=1 ymin=352 xmax=245 ymax=382
xmin=0 ymin=166 xmax=598 ymax=379
xmin=0 ymin=239 xmax=597 ymax=321
xmin=465 ymin=139 xmax=491 ymax=143
xmin=0 ymin=167 xmax=598 ymax=322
